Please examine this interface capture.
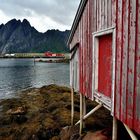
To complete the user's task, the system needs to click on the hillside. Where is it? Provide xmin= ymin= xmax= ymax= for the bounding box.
xmin=0 ymin=19 xmax=70 ymax=54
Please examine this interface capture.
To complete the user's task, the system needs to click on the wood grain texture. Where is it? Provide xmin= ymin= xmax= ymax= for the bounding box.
xmin=69 ymin=0 xmax=140 ymax=134
xmin=127 ymin=0 xmax=136 ymax=127
xmin=115 ymin=0 xmax=122 ymax=119
xmin=120 ymin=0 xmax=129 ymax=123
xmin=134 ymin=0 xmax=140 ymax=133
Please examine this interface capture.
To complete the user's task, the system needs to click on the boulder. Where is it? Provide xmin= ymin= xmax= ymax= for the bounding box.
xmin=60 ymin=125 xmax=80 ymax=140
xmin=6 ymin=106 xmax=27 ymax=115
xmin=83 ymin=129 xmax=111 ymax=140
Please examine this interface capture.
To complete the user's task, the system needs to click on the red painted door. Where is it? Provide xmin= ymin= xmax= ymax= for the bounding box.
xmin=98 ymin=34 xmax=112 ymax=98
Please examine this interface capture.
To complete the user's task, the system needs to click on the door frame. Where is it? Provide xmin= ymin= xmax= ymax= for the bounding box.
xmin=92 ymin=27 xmax=116 ymax=114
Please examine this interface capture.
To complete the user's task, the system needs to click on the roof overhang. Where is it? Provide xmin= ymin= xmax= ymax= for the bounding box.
xmin=67 ymin=0 xmax=88 ymax=46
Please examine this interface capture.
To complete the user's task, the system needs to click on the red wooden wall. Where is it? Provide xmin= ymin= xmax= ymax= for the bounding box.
xmin=70 ymin=0 xmax=140 ymax=134
xmin=115 ymin=0 xmax=140 ymax=134
xmin=70 ymin=0 xmax=116 ymax=99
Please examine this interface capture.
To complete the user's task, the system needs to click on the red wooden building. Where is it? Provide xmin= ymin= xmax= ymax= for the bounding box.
xmin=68 ymin=0 xmax=140 ymax=139
xmin=45 ymin=51 xmax=53 ymax=57
xmin=44 ymin=51 xmax=64 ymax=57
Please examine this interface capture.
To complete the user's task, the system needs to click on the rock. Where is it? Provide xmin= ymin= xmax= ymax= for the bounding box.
xmin=60 ymin=125 xmax=80 ymax=140
xmin=6 ymin=106 xmax=27 ymax=115
xmin=31 ymin=134 xmax=39 ymax=140
xmin=36 ymin=127 xmax=60 ymax=139
xmin=82 ymin=129 xmax=111 ymax=140
xmin=0 ymin=84 xmax=113 ymax=140
xmin=51 ymin=136 xmax=60 ymax=140
xmin=13 ymin=114 xmax=27 ymax=124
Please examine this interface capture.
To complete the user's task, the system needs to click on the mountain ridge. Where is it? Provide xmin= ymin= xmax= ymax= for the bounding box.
xmin=0 ymin=19 xmax=70 ymax=54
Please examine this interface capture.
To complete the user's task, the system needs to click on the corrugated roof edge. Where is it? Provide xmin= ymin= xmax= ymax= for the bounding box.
xmin=67 ymin=0 xmax=87 ymax=46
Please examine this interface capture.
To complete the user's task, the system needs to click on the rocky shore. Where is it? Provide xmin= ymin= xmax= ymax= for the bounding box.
xmin=0 ymin=84 xmax=113 ymax=140
xmin=35 ymin=58 xmax=69 ymax=63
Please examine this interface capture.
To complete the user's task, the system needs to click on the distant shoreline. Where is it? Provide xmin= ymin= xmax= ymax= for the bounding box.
xmin=0 ymin=57 xmax=70 ymax=63
xmin=35 ymin=58 xmax=70 ymax=63
xmin=0 ymin=56 xmax=65 ymax=59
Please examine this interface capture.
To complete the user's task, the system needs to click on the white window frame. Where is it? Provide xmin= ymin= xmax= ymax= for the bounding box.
xmin=92 ymin=27 xmax=116 ymax=113
xmin=73 ymin=50 xmax=79 ymax=91
xmin=70 ymin=44 xmax=79 ymax=92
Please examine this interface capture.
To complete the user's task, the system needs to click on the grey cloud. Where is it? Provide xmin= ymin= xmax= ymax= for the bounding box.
xmin=0 ymin=0 xmax=80 ymax=26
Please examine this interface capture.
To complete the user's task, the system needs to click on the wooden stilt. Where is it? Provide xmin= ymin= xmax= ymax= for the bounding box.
xmin=33 ymin=56 xmax=35 ymax=65
xmin=76 ymin=103 xmax=102 ymax=125
xmin=123 ymin=123 xmax=138 ymax=140
xmin=83 ymin=96 xmax=86 ymax=128
xmin=71 ymin=87 xmax=74 ymax=126
xmin=112 ymin=117 xmax=117 ymax=140
xmin=80 ymin=93 xmax=83 ymax=135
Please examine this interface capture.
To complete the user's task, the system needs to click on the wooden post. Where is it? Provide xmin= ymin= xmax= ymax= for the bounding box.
xmin=83 ymin=96 xmax=86 ymax=128
xmin=33 ymin=56 xmax=35 ymax=66
xmin=71 ymin=87 xmax=74 ymax=126
xmin=76 ymin=103 xmax=102 ymax=125
xmin=80 ymin=93 xmax=83 ymax=135
xmin=112 ymin=117 xmax=117 ymax=140
xmin=123 ymin=123 xmax=138 ymax=140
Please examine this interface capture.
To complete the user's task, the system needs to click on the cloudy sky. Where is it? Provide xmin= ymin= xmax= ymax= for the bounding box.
xmin=0 ymin=0 xmax=80 ymax=32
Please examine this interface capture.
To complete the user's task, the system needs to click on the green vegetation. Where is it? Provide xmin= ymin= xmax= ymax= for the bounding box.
xmin=14 ymin=53 xmax=45 ymax=58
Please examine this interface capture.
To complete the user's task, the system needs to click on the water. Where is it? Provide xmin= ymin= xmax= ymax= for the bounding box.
xmin=0 ymin=58 xmax=70 ymax=99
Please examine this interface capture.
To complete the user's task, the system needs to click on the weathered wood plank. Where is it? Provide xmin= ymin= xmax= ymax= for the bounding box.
xmin=99 ymin=0 xmax=102 ymax=30
xmin=112 ymin=0 xmax=116 ymax=26
xmin=82 ymin=12 xmax=84 ymax=95
xmin=93 ymin=0 xmax=97 ymax=32
xmin=85 ymin=8 xmax=87 ymax=96
xmin=89 ymin=0 xmax=93 ymax=99
xmin=86 ymin=4 xmax=88 ymax=96
xmin=101 ymin=0 xmax=105 ymax=29
xmin=115 ymin=0 xmax=123 ymax=119
xmin=71 ymin=87 xmax=74 ymax=125
xmin=71 ymin=27 xmax=80 ymax=49
xmin=79 ymin=20 xmax=82 ymax=94
xmin=97 ymin=0 xmax=99 ymax=30
xmin=111 ymin=0 xmax=116 ymax=116
xmin=108 ymin=0 xmax=112 ymax=27
xmin=104 ymin=0 xmax=108 ymax=28
xmin=127 ymin=0 xmax=136 ymax=127
xmin=82 ymin=17 xmax=84 ymax=94
xmin=70 ymin=41 xmax=72 ymax=88
xmin=134 ymin=0 xmax=140 ymax=134
xmin=84 ymin=3 xmax=87 ymax=96
xmin=81 ymin=18 xmax=84 ymax=94
xmin=80 ymin=93 xmax=83 ymax=135
xmin=120 ymin=0 xmax=129 ymax=123
xmin=83 ymin=6 xmax=87 ymax=96
xmin=87 ymin=0 xmax=90 ymax=98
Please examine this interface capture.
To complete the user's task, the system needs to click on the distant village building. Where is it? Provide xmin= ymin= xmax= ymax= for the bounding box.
xmin=44 ymin=51 xmax=64 ymax=57
xmin=68 ymin=0 xmax=140 ymax=139
xmin=4 ymin=54 xmax=15 ymax=57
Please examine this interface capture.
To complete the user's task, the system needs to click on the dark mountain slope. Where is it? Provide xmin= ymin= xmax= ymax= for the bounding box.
xmin=0 ymin=19 xmax=69 ymax=54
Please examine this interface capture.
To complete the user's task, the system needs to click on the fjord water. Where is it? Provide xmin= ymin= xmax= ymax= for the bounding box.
xmin=0 ymin=59 xmax=69 ymax=99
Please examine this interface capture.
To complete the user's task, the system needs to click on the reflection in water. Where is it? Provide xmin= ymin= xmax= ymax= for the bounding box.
xmin=0 ymin=59 xmax=69 ymax=99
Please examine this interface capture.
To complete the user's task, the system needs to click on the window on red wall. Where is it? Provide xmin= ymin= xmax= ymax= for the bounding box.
xmin=92 ymin=27 xmax=116 ymax=110
xmin=98 ymin=34 xmax=112 ymax=98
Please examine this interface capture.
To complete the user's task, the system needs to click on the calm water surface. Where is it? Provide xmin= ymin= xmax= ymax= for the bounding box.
xmin=0 ymin=58 xmax=69 ymax=99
